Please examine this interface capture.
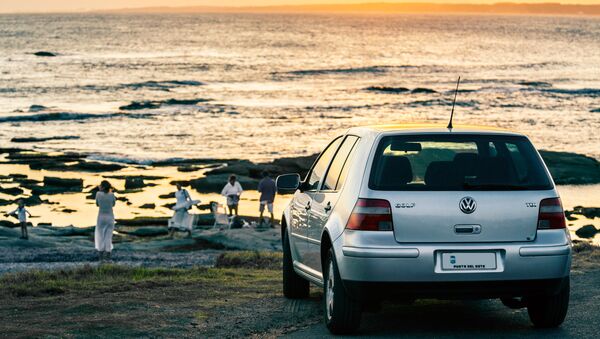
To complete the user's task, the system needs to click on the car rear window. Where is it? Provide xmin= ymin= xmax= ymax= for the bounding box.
xmin=369 ymin=134 xmax=553 ymax=191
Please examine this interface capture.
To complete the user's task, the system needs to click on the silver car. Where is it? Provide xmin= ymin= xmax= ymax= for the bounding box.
xmin=277 ymin=124 xmax=571 ymax=334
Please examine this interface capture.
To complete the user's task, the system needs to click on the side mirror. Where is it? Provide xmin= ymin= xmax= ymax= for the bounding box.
xmin=276 ymin=173 xmax=301 ymax=194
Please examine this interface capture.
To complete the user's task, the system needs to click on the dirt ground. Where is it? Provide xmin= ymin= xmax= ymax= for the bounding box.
xmin=0 ymin=247 xmax=598 ymax=338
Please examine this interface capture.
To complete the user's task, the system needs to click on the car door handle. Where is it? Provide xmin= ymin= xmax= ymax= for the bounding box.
xmin=305 ymin=203 xmax=311 ymax=210
xmin=324 ymin=202 xmax=332 ymax=212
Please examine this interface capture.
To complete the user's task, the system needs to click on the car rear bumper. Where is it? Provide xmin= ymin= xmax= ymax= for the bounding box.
xmin=332 ymin=229 xmax=571 ymax=299
xmin=342 ymin=277 xmax=568 ymax=301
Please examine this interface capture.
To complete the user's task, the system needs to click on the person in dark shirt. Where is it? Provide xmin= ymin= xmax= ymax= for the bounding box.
xmin=257 ymin=171 xmax=276 ymax=227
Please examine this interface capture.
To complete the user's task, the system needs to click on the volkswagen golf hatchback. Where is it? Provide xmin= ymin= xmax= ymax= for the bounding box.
xmin=277 ymin=124 xmax=571 ymax=334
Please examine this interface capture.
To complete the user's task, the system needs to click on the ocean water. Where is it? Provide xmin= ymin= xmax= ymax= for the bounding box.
xmin=1 ymin=13 xmax=600 ymax=163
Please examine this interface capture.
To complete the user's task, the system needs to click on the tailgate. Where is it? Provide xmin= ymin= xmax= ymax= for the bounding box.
xmin=385 ymin=191 xmax=547 ymax=243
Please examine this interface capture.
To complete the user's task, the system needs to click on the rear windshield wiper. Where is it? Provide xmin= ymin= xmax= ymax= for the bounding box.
xmin=462 ymin=183 xmax=529 ymax=190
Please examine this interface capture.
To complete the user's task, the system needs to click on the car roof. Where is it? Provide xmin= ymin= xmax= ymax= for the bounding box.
xmin=347 ymin=123 xmax=525 ymax=138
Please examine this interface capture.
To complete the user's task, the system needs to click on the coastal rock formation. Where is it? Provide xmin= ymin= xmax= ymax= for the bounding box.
xmin=190 ymin=173 xmax=258 ymax=192
xmin=575 ymin=225 xmax=599 ymax=239
xmin=539 ymin=150 xmax=600 ymax=185
xmin=33 ymin=51 xmax=57 ymax=57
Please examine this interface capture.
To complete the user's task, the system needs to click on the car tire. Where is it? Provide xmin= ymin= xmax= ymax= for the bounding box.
xmin=324 ymin=248 xmax=362 ymax=334
xmin=527 ymin=276 xmax=570 ymax=328
xmin=282 ymin=230 xmax=309 ymax=299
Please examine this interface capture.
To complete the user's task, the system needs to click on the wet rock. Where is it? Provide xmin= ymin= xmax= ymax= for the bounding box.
xmin=162 ymin=203 xmax=176 ymax=209
xmin=539 ymin=150 xmax=600 ymax=185
xmin=9 ymin=174 xmax=28 ymax=179
xmin=21 ymin=195 xmax=45 ymax=206
xmin=575 ymin=225 xmax=599 ymax=239
xmin=31 ymin=177 xmax=83 ymax=195
xmin=139 ymin=204 xmax=156 ymax=209
xmin=6 ymin=151 xmax=85 ymax=165
xmin=69 ymin=161 xmax=125 ymax=172
xmin=119 ymin=101 xmax=161 ymax=111
xmin=177 ymin=165 xmax=203 ymax=172
xmin=0 ymin=199 xmax=12 ymax=206
xmin=565 ymin=211 xmax=578 ymax=221
xmin=33 ymin=51 xmax=57 ymax=57
xmin=159 ymin=192 xmax=175 ymax=199
xmin=86 ymin=187 xmax=99 ymax=200
xmin=190 ymin=173 xmax=258 ymax=193
xmin=116 ymin=216 xmax=170 ymax=227
xmin=117 ymin=226 xmax=169 ymax=237
xmin=365 ymin=86 xmax=410 ymax=94
xmin=61 ymin=208 xmax=77 ymax=213
xmin=37 ymin=225 xmax=94 ymax=236
xmin=411 ymin=87 xmax=437 ymax=94
xmin=569 ymin=206 xmax=600 ymax=219
xmin=0 ymin=186 xmax=24 ymax=196
xmin=204 ymin=154 xmax=317 ymax=182
xmin=43 ymin=177 xmax=83 ymax=188
xmin=28 ymin=105 xmax=48 ymax=112
xmin=0 ymin=220 xmax=18 ymax=228
xmin=164 ymin=98 xmax=210 ymax=105
xmin=105 ymin=175 xmax=166 ymax=181
xmin=11 ymin=136 xmax=79 ymax=143
xmin=125 ymin=177 xmax=146 ymax=189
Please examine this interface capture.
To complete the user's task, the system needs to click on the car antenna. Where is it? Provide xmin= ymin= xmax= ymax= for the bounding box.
xmin=447 ymin=76 xmax=461 ymax=130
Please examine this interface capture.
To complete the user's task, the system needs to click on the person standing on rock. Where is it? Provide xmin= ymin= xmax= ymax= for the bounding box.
xmin=221 ymin=175 xmax=243 ymax=217
xmin=168 ymin=183 xmax=197 ymax=237
xmin=95 ymin=180 xmax=116 ymax=262
xmin=258 ymin=171 xmax=276 ymax=227
xmin=6 ymin=199 xmax=32 ymax=240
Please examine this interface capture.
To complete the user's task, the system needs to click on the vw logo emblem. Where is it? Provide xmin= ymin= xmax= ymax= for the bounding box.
xmin=459 ymin=197 xmax=477 ymax=214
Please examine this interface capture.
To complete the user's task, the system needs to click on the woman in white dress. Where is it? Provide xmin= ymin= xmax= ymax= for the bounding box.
xmin=95 ymin=180 xmax=116 ymax=261
xmin=169 ymin=184 xmax=196 ymax=237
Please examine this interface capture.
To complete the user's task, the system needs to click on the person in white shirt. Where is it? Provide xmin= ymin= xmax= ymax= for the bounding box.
xmin=168 ymin=183 xmax=198 ymax=237
xmin=6 ymin=199 xmax=31 ymax=240
xmin=95 ymin=180 xmax=116 ymax=262
xmin=221 ymin=175 xmax=243 ymax=216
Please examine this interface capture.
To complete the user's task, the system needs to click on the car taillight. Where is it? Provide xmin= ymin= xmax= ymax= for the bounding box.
xmin=537 ymin=198 xmax=566 ymax=229
xmin=346 ymin=198 xmax=393 ymax=231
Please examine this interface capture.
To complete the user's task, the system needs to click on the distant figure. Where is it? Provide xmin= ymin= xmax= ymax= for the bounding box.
xmin=168 ymin=183 xmax=196 ymax=237
xmin=221 ymin=175 xmax=243 ymax=216
xmin=95 ymin=180 xmax=116 ymax=262
xmin=6 ymin=199 xmax=32 ymax=240
xmin=258 ymin=171 xmax=276 ymax=227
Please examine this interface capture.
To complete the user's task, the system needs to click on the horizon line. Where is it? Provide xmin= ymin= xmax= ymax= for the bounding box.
xmin=2 ymin=2 xmax=600 ymax=15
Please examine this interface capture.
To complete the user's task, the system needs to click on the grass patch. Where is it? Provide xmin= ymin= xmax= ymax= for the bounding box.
xmin=0 ymin=257 xmax=320 ymax=337
xmin=572 ymin=242 xmax=600 ymax=270
xmin=215 ymin=250 xmax=283 ymax=269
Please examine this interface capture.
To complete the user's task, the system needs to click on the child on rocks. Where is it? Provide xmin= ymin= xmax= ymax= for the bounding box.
xmin=7 ymin=199 xmax=32 ymax=240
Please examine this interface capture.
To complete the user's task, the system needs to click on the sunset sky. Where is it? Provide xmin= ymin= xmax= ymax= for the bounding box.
xmin=1 ymin=0 xmax=600 ymax=13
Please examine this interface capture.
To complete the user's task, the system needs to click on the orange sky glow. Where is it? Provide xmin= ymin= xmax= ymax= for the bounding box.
xmin=1 ymin=1 xmax=600 ymax=13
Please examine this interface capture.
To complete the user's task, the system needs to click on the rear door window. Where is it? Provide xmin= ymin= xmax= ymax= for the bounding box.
xmin=369 ymin=134 xmax=552 ymax=191
xmin=306 ymin=137 xmax=343 ymax=191
xmin=322 ymin=136 xmax=359 ymax=191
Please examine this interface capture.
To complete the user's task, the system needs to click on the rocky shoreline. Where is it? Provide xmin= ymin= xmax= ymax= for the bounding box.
xmin=0 ymin=146 xmax=599 ymax=273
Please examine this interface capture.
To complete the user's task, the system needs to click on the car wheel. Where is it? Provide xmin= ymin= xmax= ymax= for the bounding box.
xmin=282 ymin=230 xmax=309 ymax=299
xmin=324 ymin=248 xmax=362 ymax=334
xmin=527 ymin=277 xmax=570 ymax=328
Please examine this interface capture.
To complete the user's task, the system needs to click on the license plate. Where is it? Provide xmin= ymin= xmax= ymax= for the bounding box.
xmin=441 ymin=252 xmax=497 ymax=271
